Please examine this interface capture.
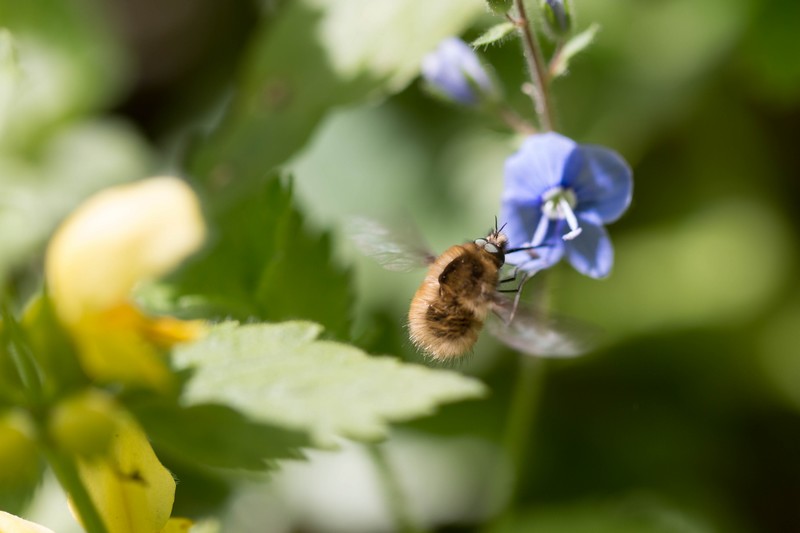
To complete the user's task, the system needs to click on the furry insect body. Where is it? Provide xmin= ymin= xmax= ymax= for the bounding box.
xmin=350 ymin=217 xmax=591 ymax=359
xmin=408 ymin=241 xmax=503 ymax=360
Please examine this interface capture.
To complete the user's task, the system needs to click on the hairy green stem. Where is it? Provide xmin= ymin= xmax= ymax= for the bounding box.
xmin=486 ymin=273 xmax=553 ymax=533
xmin=495 ymin=103 xmax=538 ymax=135
xmin=367 ymin=443 xmax=422 ymax=533
xmin=511 ymin=0 xmax=555 ymax=131
xmin=43 ymin=445 xmax=108 ymax=533
xmin=481 ymin=355 xmax=546 ymax=533
xmin=503 ymin=355 xmax=546 ymax=500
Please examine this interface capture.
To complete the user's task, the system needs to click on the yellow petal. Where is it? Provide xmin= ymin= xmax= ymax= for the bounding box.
xmin=0 ymin=511 xmax=55 ymax=533
xmin=76 ymin=416 xmax=176 ymax=533
xmin=46 ymin=177 xmax=206 ymax=326
xmin=69 ymin=304 xmax=190 ymax=390
xmin=160 ymin=518 xmax=193 ymax=533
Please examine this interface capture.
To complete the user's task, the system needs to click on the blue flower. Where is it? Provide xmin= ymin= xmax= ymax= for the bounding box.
xmin=500 ymin=132 xmax=632 ymax=278
xmin=421 ymin=37 xmax=495 ymax=105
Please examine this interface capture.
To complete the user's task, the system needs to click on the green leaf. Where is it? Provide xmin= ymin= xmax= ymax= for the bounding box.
xmin=0 ymin=0 xmax=127 ymax=148
xmin=188 ymin=0 xmax=481 ymax=199
xmin=497 ymin=496 xmax=712 ymax=533
xmin=472 ymin=22 xmax=516 ymax=48
xmin=0 ymin=29 xmax=20 ymax=135
xmin=22 ymin=293 xmax=86 ymax=399
xmin=740 ymin=0 xmax=800 ymax=104
xmin=131 ymin=402 xmax=309 ymax=471
xmin=550 ymin=23 xmax=599 ymax=78
xmin=173 ymin=322 xmax=487 ymax=447
xmin=486 ymin=0 xmax=513 ymax=15
xmin=161 ymin=175 xmax=353 ymax=339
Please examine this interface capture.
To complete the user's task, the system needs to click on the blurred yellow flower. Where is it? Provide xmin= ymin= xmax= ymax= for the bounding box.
xmin=161 ymin=518 xmax=193 ymax=533
xmin=0 ymin=511 xmax=54 ymax=533
xmin=75 ymin=416 xmax=176 ymax=533
xmin=45 ymin=177 xmax=206 ymax=389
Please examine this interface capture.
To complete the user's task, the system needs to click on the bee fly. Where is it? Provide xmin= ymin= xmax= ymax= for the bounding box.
xmin=349 ymin=217 xmax=594 ymax=361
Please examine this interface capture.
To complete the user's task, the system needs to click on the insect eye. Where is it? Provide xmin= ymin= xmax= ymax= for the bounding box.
xmin=482 ymin=242 xmax=505 ymax=266
xmin=475 ymin=238 xmax=488 ymax=246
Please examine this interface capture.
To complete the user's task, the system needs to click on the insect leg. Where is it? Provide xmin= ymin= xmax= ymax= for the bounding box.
xmin=509 ymin=272 xmax=530 ymax=324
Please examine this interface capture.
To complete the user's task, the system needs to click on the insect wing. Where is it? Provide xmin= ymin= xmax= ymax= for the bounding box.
xmin=488 ymin=297 xmax=600 ymax=358
xmin=347 ymin=216 xmax=436 ymax=272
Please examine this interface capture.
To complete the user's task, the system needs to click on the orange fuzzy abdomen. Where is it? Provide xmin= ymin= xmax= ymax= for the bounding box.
xmin=407 ymin=245 xmax=499 ymax=360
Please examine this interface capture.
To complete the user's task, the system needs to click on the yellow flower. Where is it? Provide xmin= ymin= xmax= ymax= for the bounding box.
xmin=75 ymin=415 xmax=177 ymax=533
xmin=0 ymin=511 xmax=54 ymax=533
xmin=45 ymin=177 xmax=206 ymax=389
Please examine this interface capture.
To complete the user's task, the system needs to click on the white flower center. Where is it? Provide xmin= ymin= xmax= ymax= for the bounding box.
xmin=541 ymin=186 xmax=582 ymax=241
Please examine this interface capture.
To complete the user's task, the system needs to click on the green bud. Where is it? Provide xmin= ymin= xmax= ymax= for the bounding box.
xmin=0 ymin=410 xmax=40 ymax=488
xmin=49 ymin=390 xmax=119 ymax=458
xmin=486 ymin=0 xmax=512 ymax=15
xmin=541 ymin=0 xmax=572 ymax=36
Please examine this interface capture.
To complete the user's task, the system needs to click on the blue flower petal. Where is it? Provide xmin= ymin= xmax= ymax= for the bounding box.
xmin=506 ymin=241 xmax=565 ymax=273
xmin=564 ymin=214 xmax=614 ymax=278
xmin=503 ymin=133 xmax=580 ymax=204
xmin=566 ymin=145 xmax=632 ymax=223
xmin=421 ymin=38 xmax=493 ymax=105
xmin=500 ymin=198 xmax=540 ymax=251
xmin=502 ymin=203 xmax=566 ymax=273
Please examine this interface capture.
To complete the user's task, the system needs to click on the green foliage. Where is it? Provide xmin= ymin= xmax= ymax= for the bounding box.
xmin=472 ymin=22 xmax=517 ymax=48
xmin=0 ymin=0 xmax=126 ymax=145
xmin=486 ymin=0 xmax=513 ymax=16
xmin=740 ymin=0 xmax=800 ymax=105
xmin=167 ymin=175 xmax=353 ymax=339
xmin=498 ymin=496 xmax=711 ymax=533
xmin=173 ymin=321 xmax=487 ymax=446
xmin=0 ymin=0 xmax=151 ymax=288
xmin=557 ymin=201 xmax=790 ymax=337
xmin=22 ymin=294 xmax=85 ymax=399
xmin=549 ymin=23 xmax=599 ymax=78
xmin=131 ymin=402 xmax=309 ymax=471
xmin=0 ymin=323 xmax=24 ymax=407
xmin=0 ymin=119 xmax=152 ymax=289
xmin=187 ymin=0 xmax=481 ymax=199
xmin=0 ymin=29 xmax=20 ymax=133
xmin=1 ymin=0 xmax=799 ymax=529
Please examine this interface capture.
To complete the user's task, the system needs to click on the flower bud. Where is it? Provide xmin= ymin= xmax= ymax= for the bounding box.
xmin=75 ymin=417 xmax=176 ymax=533
xmin=421 ymin=38 xmax=496 ymax=105
xmin=486 ymin=0 xmax=512 ymax=15
xmin=541 ymin=0 xmax=572 ymax=37
xmin=0 ymin=410 xmax=39 ymax=488
xmin=48 ymin=390 xmax=118 ymax=458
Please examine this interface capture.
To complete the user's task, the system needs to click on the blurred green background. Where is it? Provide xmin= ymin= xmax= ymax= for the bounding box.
xmin=2 ymin=0 xmax=800 ymax=531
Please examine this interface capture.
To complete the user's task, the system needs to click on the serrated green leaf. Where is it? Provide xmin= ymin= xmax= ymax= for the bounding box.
xmin=173 ymin=322 xmax=487 ymax=447
xmin=472 ymin=22 xmax=516 ymax=48
xmin=131 ymin=402 xmax=309 ymax=471
xmin=550 ymin=23 xmax=599 ymax=78
xmin=188 ymin=0 xmax=481 ymax=199
xmin=162 ymin=175 xmax=352 ymax=339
